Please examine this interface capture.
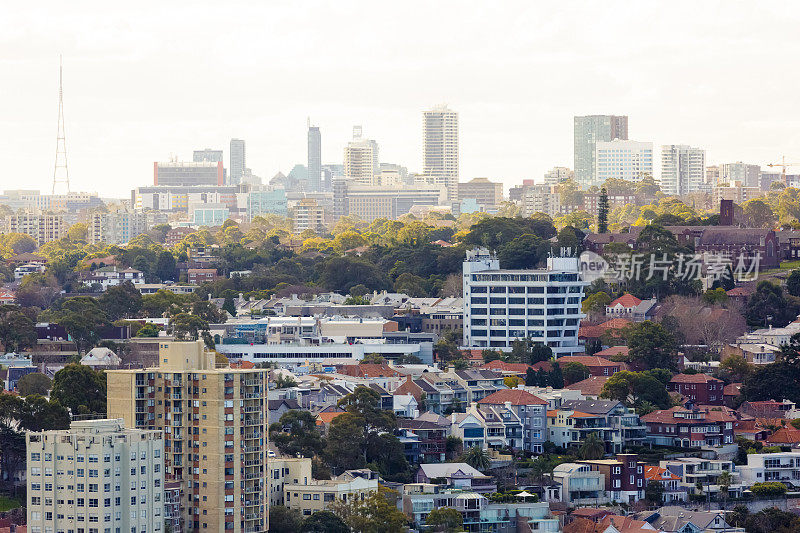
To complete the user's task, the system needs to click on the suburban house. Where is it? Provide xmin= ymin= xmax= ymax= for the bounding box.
xmin=605 ymin=294 xmax=658 ymax=322
xmin=557 ymin=356 xmax=623 ymax=377
xmin=414 ymin=463 xmax=496 ymax=493
xmin=477 ymin=389 xmax=548 ymax=454
xmin=667 ymin=374 xmax=725 ymax=405
xmin=641 ymin=406 xmax=736 ymax=447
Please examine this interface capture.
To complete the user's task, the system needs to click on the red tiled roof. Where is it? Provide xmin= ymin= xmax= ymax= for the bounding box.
xmin=558 ymin=355 xmax=619 ymax=368
xmin=600 ymin=516 xmax=655 ymax=533
xmin=726 ymin=287 xmax=752 ymax=297
xmin=641 ymin=406 xmax=737 ymax=424
xmin=566 ymin=376 xmax=609 ymax=396
xmin=594 ymin=346 xmax=630 ymax=358
xmin=600 ymin=318 xmax=633 ymax=329
xmin=335 ymin=363 xmax=402 ymax=378
xmin=669 ymin=373 xmax=723 ymax=384
xmin=608 ymin=294 xmax=642 ymax=308
xmin=480 ymin=360 xmax=532 ymax=373
xmin=571 ymin=507 xmax=613 ymax=519
xmin=579 ymin=318 xmax=632 ymax=339
xmin=724 ymin=383 xmax=742 ymax=396
xmin=644 ymin=465 xmax=680 ymax=481
xmin=478 ymin=389 xmax=547 ymax=406
xmin=229 ymin=360 xmax=255 ymax=369
xmin=531 ymin=361 xmax=553 ymax=372
xmin=316 ymin=412 xmax=346 ymax=426
xmin=767 ymin=426 xmax=800 ymax=444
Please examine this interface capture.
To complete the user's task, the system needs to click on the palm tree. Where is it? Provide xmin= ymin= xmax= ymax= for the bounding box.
xmin=528 ymin=457 xmax=552 ymax=484
xmin=463 ymin=446 xmax=490 ymax=471
xmin=578 ymin=432 xmax=606 ymax=460
xmin=718 ymin=471 xmax=733 ymax=508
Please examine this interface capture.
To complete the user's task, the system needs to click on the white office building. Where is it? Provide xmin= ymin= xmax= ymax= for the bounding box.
xmin=594 ymin=140 xmax=653 ymax=184
xmin=423 ymin=105 xmax=459 ymax=202
xmin=462 ymin=249 xmax=587 ymax=355
xmin=26 ymin=418 xmax=164 ymax=533
xmin=344 ymin=126 xmax=379 ymax=186
xmin=661 ymin=145 xmax=706 ymax=196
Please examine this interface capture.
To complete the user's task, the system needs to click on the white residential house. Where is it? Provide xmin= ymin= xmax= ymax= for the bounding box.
xmin=82 ymin=266 xmax=145 ymax=288
xmin=738 ymin=451 xmax=800 ymax=486
xmin=394 ymin=394 xmax=420 ymax=418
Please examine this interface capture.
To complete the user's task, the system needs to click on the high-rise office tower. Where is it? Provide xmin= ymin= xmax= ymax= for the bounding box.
xmin=574 ymin=115 xmax=628 ymax=188
xmin=594 ymin=139 xmax=653 ymax=184
xmin=107 ymin=340 xmax=269 ymax=533
xmin=423 ymin=105 xmax=459 ymax=203
xmin=343 ymin=126 xmax=379 ymax=186
xmin=307 ymin=123 xmax=322 ymax=192
xmin=661 ymin=145 xmax=706 ymax=196
xmin=26 ymin=419 xmax=164 ymax=533
xmin=230 ymin=139 xmax=246 ymax=185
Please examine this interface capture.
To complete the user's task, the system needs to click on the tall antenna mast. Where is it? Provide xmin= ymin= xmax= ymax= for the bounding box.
xmin=52 ymin=55 xmax=70 ymax=194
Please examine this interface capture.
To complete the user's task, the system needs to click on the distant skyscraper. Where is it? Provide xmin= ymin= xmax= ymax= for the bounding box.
xmin=344 ymin=126 xmax=379 ymax=186
xmin=661 ymin=145 xmax=706 ymax=196
xmin=308 ymin=123 xmax=322 ymax=191
xmin=193 ymin=148 xmax=223 ymax=163
xmin=594 ymin=139 xmax=653 ymax=184
xmin=230 ymin=138 xmax=246 ymax=185
xmin=574 ymin=115 xmax=628 ymax=188
xmin=423 ymin=105 xmax=459 ymax=203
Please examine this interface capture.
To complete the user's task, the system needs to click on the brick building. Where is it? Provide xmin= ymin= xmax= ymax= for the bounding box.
xmin=667 ymin=374 xmax=724 ymax=405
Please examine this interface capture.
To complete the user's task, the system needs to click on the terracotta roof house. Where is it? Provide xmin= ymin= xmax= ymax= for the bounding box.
xmin=570 ymin=507 xmax=614 ymax=522
xmin=733 ymin=419 xmax=770 ymax=441
xmin=723 ymin=383 xmax=742 ymax=407
xmin=579 ymin=318 xmax=632 ymax=341
xmin=766 ymin=426 xmax=800 ymax=445
xmin=643 ymin=466 xmax=686 ymax=503
xmin=478 ymin=389 xmax=548 ymax=454
xmin=566 ymin=376 xmax=610 ymax=398
xmin=738 ymin=399 xmax=799 ymax=419
xmin=477 ymin=389 xmax=547 ymax=406
xmin=641 ymin=406 xmax=736 ymax=447
xmin=479 ymin=360 xmax=534 ymax=376
xmin=315 ymin=411 xmax=345 ymax=429
xmin=334 ymin=363 xmax=402 ymax=378
xmin=667 ymin=373 xmax=725 ymax=405
xmin=558 ymin=355 xmax=623 ymax=377
xmin=594 ymin=346 xmax=630 ymax=359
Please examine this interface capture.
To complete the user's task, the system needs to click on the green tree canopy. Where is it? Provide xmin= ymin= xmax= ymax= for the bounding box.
xmin=425 ymin=508 xmax=464 ymax=532
xmin=0 ymin=305 xmax=37 ymax=352
xmin=300 ymin=510 xmax=349 ymax=533
xmin=99 ymin=282 xmax=142 ymax=320
xmin=625 ymin=321 xmax=678 ymax=371
xmin=16 ymin=373 xmax=52 ymax=397
xmin=268 ymin=410 xmax=325 ymax=458
xmin=50 ymin=364 xmax=107 ymax=415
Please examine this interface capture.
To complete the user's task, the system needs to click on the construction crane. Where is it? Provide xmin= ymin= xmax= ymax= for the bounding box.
xmin=767 ymin=156 xmax=800 ymax=187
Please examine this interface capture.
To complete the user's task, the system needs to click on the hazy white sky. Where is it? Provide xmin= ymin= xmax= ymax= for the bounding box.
xmin=3 ymin=1 xmax=800 ymax=197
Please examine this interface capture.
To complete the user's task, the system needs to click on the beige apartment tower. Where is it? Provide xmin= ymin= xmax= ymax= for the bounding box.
xmin=423 ymin=105 xmax=459 ymax=203
xmin=26 ymin=419 xmax=164 ymax=533
xmin=107 ymin=340 xmax=269 ymax=533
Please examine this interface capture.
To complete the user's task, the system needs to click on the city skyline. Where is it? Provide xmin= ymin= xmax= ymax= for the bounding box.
xmin=4 ymin=2 xmax=800 ymax=197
